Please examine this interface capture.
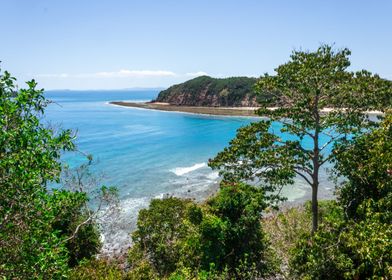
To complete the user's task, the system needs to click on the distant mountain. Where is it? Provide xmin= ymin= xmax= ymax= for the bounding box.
xmin=154 ymin=76 xmax=262 ymax=107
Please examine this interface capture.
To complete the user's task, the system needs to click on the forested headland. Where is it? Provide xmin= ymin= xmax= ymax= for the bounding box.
xmin=154 ymin=76 xmax=261 ymax=107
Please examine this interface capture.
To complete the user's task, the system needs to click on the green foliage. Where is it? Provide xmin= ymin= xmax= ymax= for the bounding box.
xmin=0 ymin=69 xmax=75 ymax=278
xmin=290 ymin=116 xmax=392 ymax=279
xmin=208 ymin=120 xmax=297 ymax=204
xmin=69 ymin=259 xmax=125 ymax=280
xmin=289 ymin=203 xmax=352 ymax=279
xmin=130 ymin=197 xmax=197 ymax=276
xmin=168 ymin=264 xmax=229 ymax=280
xmin=209 ymin=44 xmax=392 ymax=232
xmin=129 ymin=183 xmax=276 ymax=279
xmin=203 ymin=183 xmax=269 ymax=273
xmin=290 ymin=205 xmax=392 ymax=279
xmin=0 ymin=69 xmax=103 ymax=278
xmin=155 ymin=75 xmax=265 ymax=106
xmin=263 ymin=201 xmax=345 ymax=278
xmin=333 ymin=112 xmax=392 ymax=221
xmin=344 ymin=216 xmax=392 ymax=279
xmin=126 ymin=258 xmax=159 ymax=280
xmin=50 ymin=190 xmax=101 ymax=267
xmin=263 ymin=205 xmax=311 ymax=276
xmin=198 ymin=213 xmax=227 ymax=269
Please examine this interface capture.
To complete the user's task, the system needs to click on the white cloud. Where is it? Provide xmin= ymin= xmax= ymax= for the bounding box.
xmin=185 ymin=71 xmax=209 ymax=77
xmin=36 ymin=73 xmax=70 ymax=78
xmin=93 ymin=70 xmax=177 ymax=78
xmin=30 ymin=69 xmax=211 ymax=89
xmin=37 ymin=70 xmax=177 ymax=79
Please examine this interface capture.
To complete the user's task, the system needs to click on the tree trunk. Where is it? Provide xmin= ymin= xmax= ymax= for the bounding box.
xmin=311 ymin=183 xmax=318 ymax=233
xmin=312 ymin=94 xmax=320 ymax=233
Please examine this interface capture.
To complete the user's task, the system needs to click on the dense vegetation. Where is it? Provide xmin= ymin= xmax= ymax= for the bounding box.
xmin=154 ymin=76 xmax=262 ymax=107
xmin=126 ymin=183 xmax=277 ymax=279
xmin=0 ymin=69 xmax=114 ymax=278
xmin=1 ymin=45 xmax=391 ymax=279
xmin=289 ymin=115 xmax=392 ymax=279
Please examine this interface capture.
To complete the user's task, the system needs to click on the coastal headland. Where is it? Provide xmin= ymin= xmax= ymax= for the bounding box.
xmin=110 ymin=76 xmax=384 ymax=116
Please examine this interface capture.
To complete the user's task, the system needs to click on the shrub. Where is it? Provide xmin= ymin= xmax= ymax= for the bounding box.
xmin=202 ymin=182 xmax=271 ymax=275
xmin=289 ymin=203 xmax=353 ymax=279
xmin=262 ymin=204 xmax=311 ymax=276
xmin=50 ymin=190 xmax=101 ymax=267
xmin=333 ymin=113 xmax=392 ymax=220
xmin=290 ymin=204 xmax=392 ymax=279
xmin=130 ymin=197 xmax=198 ymax=276
xmin=0 ymin=69 xmax=75 ymax=278
xmin=0 ymin=68 xmax=104 ymax=279
xmin=69 ymin=259 xmax=124 ymax=280
xmin=128 ymin=183 xmax=277 ymax=279
xmin=290 ymin=115 xmax=392 ymax=279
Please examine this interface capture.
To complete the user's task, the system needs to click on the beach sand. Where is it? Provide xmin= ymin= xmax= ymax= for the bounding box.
xmin=110 ymin=101 xmax=384 ymax=117
xmin=109 ymin=101 xmax=259 ymax=116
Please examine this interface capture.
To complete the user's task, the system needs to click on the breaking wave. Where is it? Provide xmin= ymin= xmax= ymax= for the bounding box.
xmin=170 ymin=162 xmax=207 ymax=176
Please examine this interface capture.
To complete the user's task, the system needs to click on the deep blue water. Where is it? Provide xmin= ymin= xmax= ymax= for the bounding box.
xmin=44 ymin=90 xmax=333 ymax=251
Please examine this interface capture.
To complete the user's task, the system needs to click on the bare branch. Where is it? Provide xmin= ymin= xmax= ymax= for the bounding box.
xmin=294 ymin=169 xmax=313 ymax=186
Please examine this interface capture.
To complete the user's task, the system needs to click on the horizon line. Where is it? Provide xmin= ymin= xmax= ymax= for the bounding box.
xmin=44 ymin=87 xmax=167 ymax=92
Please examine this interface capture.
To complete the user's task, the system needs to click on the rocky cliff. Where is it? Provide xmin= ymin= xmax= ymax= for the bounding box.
xmin=154 ymin=76 xmax=261 ymax=107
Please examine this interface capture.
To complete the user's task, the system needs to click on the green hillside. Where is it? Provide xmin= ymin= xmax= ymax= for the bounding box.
xmin=155 ymin=76 xmax=262 ymax=107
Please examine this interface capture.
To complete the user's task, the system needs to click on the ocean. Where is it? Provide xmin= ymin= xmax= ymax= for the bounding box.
xmin=44 ymin=90 xmax=334 ymax=252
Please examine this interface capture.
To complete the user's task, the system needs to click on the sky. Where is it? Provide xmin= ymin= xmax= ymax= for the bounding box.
xmin=1 ymin=0 xmax=391 ymax=90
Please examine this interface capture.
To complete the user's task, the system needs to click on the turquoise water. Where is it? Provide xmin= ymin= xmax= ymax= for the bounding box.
xmin=46 ymin=90 xmax=255 ymax=199
xmin=45 ymin=90 xmax=333 ymax=251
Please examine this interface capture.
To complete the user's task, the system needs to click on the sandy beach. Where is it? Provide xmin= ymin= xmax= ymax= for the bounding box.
xmin=109 ymin=101 xmax=384 ymax=117
xmin=109 ymin=101 xmax=259 ymax=116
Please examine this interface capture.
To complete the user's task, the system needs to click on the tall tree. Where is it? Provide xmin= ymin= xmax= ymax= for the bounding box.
xmin=209 ymin=45 xmax=392 ymax=232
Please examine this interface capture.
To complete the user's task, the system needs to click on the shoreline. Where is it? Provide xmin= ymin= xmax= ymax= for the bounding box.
xmin=109 ymin=101 xmax=259 ymax=117
xmin=109 ymin=101 xmax=384 ymax=117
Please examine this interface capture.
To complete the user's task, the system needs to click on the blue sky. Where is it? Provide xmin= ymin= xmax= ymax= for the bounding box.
xmin=1 ymin=0 xmax=391 ymax=90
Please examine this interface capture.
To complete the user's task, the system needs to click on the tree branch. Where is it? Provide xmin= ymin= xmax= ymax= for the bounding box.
xmin=294 ymin=169 xmax=313 ymax=186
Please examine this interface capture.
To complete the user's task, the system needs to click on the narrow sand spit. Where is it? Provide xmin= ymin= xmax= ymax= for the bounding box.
xmin=109 ymin=101 xmax=384 ymax=117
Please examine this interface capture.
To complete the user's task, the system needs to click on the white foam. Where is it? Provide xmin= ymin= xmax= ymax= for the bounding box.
xmin=170 ymin=163 xmax=207 ymax=176
xmin=99 ymin=196 xmax=150 ymax=255
xmin=206 ymin=171 xmax=219 ymax=180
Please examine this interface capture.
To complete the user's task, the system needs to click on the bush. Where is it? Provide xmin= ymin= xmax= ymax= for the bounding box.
xmin=202 ymin=182 xmax=272 ymax=275
xmin=0 ymin=69 xmax=75 ymax=278
xmin=290 ymin=204 xmax=392 ymax=279
xmin=262 ymin=204 xmax=311 ymax=276
xmin=128 ymin=183 xmax=277 ymax=279
xmin=290 ymin=115 xmax=392 ymax=279
xmin=289 ymin=203 xmax=353 ymax=279
xmin=129 ymin=197 xmax=198 ymax=276
xmin=50 ymin=190 xmax=101 ymax=267
xmin=125 ymin=258 xmax=159 ymax=280
xmin=69 ymin=259 xmax=124 ymax=280
xmin=0 ymin=68 xmax=103 ymax=279
xmin=333 ymin=113 xmax=392 ymax=220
